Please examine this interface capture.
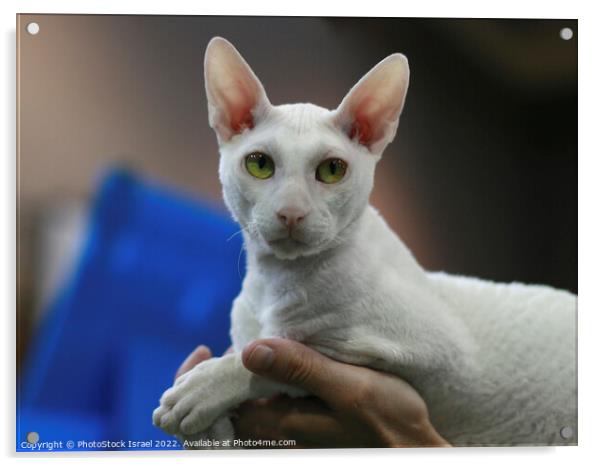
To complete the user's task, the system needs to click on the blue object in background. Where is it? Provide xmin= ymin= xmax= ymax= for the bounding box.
xmin=17 ymin=170 xmax=244 ymax=451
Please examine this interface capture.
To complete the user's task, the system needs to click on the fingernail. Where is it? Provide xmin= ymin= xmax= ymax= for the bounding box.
xmin=246 ymin=344 xmax=275 ymax=372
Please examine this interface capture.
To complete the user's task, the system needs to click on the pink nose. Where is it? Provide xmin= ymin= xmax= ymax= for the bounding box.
xmin=277 ymin=207 xmax=308 ymax=229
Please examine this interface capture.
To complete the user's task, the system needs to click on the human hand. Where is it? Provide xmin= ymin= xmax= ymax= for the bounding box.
xmin=234 ymin=338 xmax=450 ymax=448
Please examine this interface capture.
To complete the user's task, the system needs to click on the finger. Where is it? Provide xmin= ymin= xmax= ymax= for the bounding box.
xmin=175 ymin=345 xmax=212 ymax=380
xmin=241 ymin=338 xmax=368 ymax=408
xmin=233 ymin=398 xmax=287 ymax=441
xmin=283 ymin=414 xmax=357 ymax=448
xmin=234 ymin=397 xmax=360 ymax=448
xmin=234 ymin=397 xmax=334 ymax=438
xmin=264 ymin=397 xmax=375 ymax=448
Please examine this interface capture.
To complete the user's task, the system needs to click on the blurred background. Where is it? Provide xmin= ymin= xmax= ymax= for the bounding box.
xmin=17 ymin=15 xmax=577 ymax=450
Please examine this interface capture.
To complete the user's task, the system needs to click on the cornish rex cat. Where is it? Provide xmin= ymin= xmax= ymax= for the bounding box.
xmin=153 ymin=37 xmax=577 ymax=447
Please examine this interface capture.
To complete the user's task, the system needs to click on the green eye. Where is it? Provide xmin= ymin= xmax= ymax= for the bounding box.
xmin=245 ymin=152 xmax=275 ymax=179
xmin=316 ymin=158 xmax=347 ymax=184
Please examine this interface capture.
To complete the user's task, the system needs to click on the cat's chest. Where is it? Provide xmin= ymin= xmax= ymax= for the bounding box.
xmin=244 ymin=266 xmax=351 ymax=341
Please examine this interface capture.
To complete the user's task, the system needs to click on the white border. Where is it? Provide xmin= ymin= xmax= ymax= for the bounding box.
xmin=2 ymin=0 xmax=584 ymax=18
xmin=3 ymin=1 xmax=600 ymax=465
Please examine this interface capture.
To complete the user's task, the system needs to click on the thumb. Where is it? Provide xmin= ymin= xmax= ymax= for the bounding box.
xmin=241 ymin=338 xmax=362 ymax=406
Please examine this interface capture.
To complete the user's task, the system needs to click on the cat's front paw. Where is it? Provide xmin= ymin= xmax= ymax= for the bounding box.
xmin=178 ymin=416 xmax=236 ymax=449
xmin=152 ymin=358 xmax=229 ymax=437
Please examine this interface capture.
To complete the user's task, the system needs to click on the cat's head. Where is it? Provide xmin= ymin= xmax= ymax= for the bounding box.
xmin=204 ymin=37 xmax=409 ymax=260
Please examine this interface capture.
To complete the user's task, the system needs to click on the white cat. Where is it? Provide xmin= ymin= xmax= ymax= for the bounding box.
xmin=153 ymin=37 xmax=577 ymax=447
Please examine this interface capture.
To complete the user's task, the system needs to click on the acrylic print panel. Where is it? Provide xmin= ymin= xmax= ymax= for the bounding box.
xmin=16 ymin=14 xmax=577 ymax=451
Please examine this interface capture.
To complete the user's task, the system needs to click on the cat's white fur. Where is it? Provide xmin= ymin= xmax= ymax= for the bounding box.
xmin=153 ymin=37 xmax=577 ymax=446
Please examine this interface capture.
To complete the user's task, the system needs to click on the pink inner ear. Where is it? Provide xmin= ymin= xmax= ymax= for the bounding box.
xmin=230 ymin=104 xmax=254 ymax=133
xmin=348 ymin=114 xmax=373 ymax=147
xmin=226 ymin=77 xmax=260 ymax=134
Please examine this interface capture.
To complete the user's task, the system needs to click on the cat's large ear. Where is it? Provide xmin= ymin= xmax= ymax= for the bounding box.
xmin=333 ymin=54 xmax=409 ymax=155
xmin=204 ymin=37 xmax=271 ymax=142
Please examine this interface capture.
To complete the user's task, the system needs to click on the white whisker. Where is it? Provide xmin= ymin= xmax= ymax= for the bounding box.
xmin=226 ymin=222 xmax=254 ymax=242
xmin=236 ymin=243 xmax=245 ymax=279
